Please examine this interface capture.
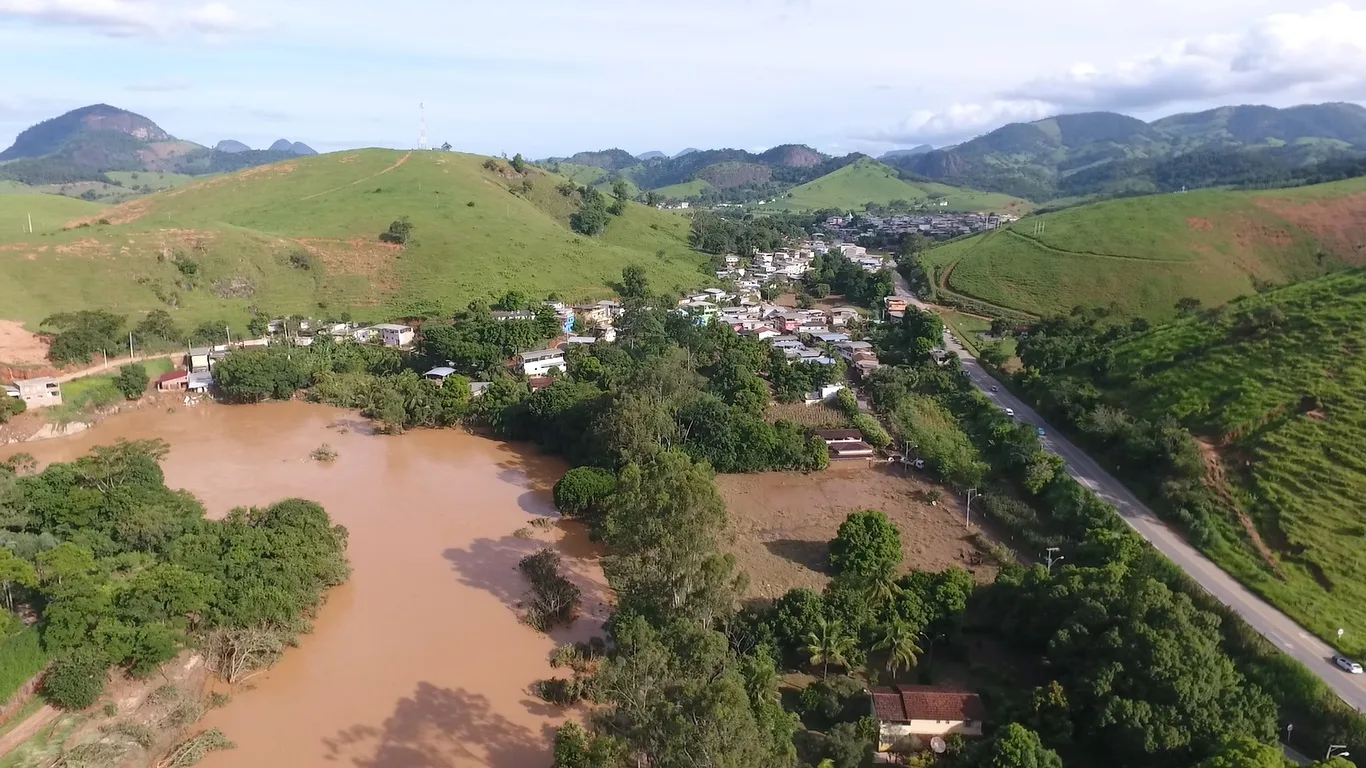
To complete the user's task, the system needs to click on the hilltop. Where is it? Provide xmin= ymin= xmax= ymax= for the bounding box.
xmin=0 ymin=149 xmax=709 ymax=331
xmin=777 ymin=157 xmax=1028 ymax=213
xmin=1085 ymin=269 xmax=1366 ymax=652
xmin=918 ymin=176 xmax=1366 ymax=320
xmin=0 ymin=104 xmax=311 ymax=187
xmin=884 ymin=102 xmax=1366 ymax=201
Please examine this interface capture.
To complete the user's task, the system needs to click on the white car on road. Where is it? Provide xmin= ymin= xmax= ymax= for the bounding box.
xmin=1005 ymin=407 xmax=1015 ymax=418
xmin=1334 ymin=654 xmax=1364 ymax=674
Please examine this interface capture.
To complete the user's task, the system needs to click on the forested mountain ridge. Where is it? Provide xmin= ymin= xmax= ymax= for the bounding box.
xmin=883 ymin=102 xmax=1366 ymax=201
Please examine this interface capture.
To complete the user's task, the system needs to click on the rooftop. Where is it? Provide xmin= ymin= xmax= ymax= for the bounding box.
xmin=870 ymin=686 xmax=985 ymax=723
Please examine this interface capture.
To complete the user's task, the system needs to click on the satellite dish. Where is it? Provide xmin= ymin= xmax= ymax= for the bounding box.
xmin=930 ymin=736 xmax=947 ymax=754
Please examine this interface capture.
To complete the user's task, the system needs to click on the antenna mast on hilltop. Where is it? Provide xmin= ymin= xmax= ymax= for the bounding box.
xmin=418 ymin=102 xmax=429 ymax=150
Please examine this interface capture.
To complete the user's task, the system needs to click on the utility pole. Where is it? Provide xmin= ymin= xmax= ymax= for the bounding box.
xmin=128 ymin=332 xmax=134 ymax=361
xmin=1045 ymin=547 xmax=1064 ymax=573
xmin=225 ymin=325 xmax=232 ymax=349
xmin=965 ymin=488 xmax=979 ymax=528
xmin=27 ymin=213 xmax=33 ymax=234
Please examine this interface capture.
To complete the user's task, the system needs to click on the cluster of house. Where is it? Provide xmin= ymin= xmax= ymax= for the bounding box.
xmin=154 ymin=347 xmax=218 ymax=393
xmin=713 ymin=241 xmax=891 ymax=286
xmin=823 ymin=212 xmax=1018 ymax=241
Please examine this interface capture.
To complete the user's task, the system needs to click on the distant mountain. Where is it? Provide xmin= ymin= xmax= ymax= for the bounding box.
xmin=0 ymin=104 xmax=315 ymax=188
xmin=884 ymin=102 xmax=1366 ymax=201
xmin=265 ymin=139 xmax=317 ymax=156
xmin=290 ymin=141 xmax=317 ymax=156
xmin=674 ymin=148 xmax=700 ymax=158
xmin=636 ymin=151 xmax=667 ymax=160
xmin=0 ymin=103 xmax=170 ymax=161
xmin=879 ymin=145 xmax=934 ymax=160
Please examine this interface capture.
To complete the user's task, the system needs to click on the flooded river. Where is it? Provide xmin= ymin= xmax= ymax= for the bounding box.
xmin=1 ymin=401 xmax=609 ymax=767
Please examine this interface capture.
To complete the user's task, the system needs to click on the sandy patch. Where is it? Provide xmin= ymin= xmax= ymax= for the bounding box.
xmin=67 ymin=196 xmax=153 ymax=227
xmin=717 ymin=464 xmax=1002 ymax=600
xmin=295 ymin=237 xmax=402 ymax=300
xmin=0 ymin=320 xmax=49 ymax=366
xmin=1187 ymin=217 xmax=1213 ymax=231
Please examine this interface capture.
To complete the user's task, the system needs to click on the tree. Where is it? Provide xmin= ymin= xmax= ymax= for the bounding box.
xmin=611 ymin=180 xmax=630 ymax=201
xmin=379 ymin=216 xmax=413 ymax=244
xmin=133 ymin=310 xmax=181 ymax=346
xmin=44 ymin=648 xmax=109 ymax=710
xmin=511 ymin=153 xmax=527 ymax=173
xmin=874 ymin=620 xmax=922 ymax=678
xmin=980 ymin=342 xmax=1010 ymax=369
xmin=621 ymin=265 xmax=649 ymax=300
xmin=213 ymin=349 xmax=307 ymax=402
xmin=1195 ymin=736 xmax=1287 ymax=768
xmin=41 ymin=310 xmax=125 ymax=365
xmin=1175 ymin=297 xmax=1203 ymax=315
xmin=813 ymin=283 xmax=832 ymax=299
xmin=114 ymin=363 xmax=148 ymax=400
xmin=0 ymin=548 xmax=37 ymax=610
xmin=553 ymin=467 xmax=617 ymax=518
xmin=805 ymin=616 xmax=855 ymax=678
xmin=645 ymin=190 xmax=661 ymax=207
xmin=967 ymin=723 xmax=1063 ymax=768
xmin=828 ymin=511 xmax=902 ymax=583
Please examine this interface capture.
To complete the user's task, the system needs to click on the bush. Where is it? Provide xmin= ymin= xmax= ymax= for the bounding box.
xmin=519 ymin=548 xmax=581 ymax=631
xmin=288 ymin=249 xmax=317 ymax=270
xmin=829 ymin=510 xmax=902 ymax=581
xmin=379 ymin=217 xmax=413 ymax=244
xmin=553 ymin=467 xmax=617 ymax=518
xmin=114 ymin=363 xmax=148 ymax=400
xmin=851 ymin=413 xmax=891 ymax=449
xmin=44 ymin=649 xmax=109 ymax=710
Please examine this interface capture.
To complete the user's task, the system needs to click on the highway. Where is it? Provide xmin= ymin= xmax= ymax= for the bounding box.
xmin=891 ymin=275 xmax=1366 ymax=712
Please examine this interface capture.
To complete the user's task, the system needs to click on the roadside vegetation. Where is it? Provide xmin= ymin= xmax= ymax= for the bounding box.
xmin=994 ymin=269 xmax=1366 ymax=660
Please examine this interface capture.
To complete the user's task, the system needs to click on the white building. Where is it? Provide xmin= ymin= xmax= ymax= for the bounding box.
xmin=4 ymin=378 xmax=62 ymax=409
xmin=519 ymin=348 xmax=566 ymax=377
xmin=372 ymin=324 xmax=415 ymax=347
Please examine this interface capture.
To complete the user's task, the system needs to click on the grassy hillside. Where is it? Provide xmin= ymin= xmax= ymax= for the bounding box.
xmin=778 ymin=158 xmax=1028 ymax=213
xmin=920 ymin=177 xmax=1366 ymax=320
xmin=0 ymin=150 xmax=709 ymax=329
xmin=1098 ymin=269 xmax=1366 ymax=652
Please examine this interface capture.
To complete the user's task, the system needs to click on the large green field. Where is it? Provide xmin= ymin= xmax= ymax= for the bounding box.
xmin=652 ymin=178 xmax=713 ymax=199
xmin=0 ymin=150 xmax=709 ymax=331
xmin=778 ymin=158 xmax=1030 ymax=214
xmin=920 ymin=177 xmax=1366 ymax=320
xmin=1097 ymin=269 xmax=1366 ymax=654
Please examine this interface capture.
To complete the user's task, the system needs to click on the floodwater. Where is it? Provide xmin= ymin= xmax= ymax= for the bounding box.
xmin=0 ymin=401 xmax=610 ymax=767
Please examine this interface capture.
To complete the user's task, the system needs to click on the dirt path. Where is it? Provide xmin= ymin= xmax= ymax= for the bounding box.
xmin=47 ymin=351 xmax=181 ymax=384
xmin=1195 ymin=438 xmax=1284 ymax=577
xmin=0 ymin=704 xmax=59 ymax=757
xmin=301 ymin=152 xmax=413 ymax=201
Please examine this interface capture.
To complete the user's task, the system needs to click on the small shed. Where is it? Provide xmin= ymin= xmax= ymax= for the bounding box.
xmin=157 ymin=370 xmax=190 ymax=392
xmin=829 ymin=441 xmax=875 ymax=459
xmin=815 ymin=429 xmax=864 ymax=445
xmin=423 ymin=366 xmax=457 ymax=382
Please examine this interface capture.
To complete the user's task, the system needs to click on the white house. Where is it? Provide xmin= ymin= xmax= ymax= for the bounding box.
xmin=423 ymin=366 xmax=457 ymax=382
xmin=373 ymin=324 xmax=415 ymax=347
xmin=804 ymin=383 xmax=847 ymax=405
xmin=870 ymin=686 xmax=985 ymax=754
xmin=5 ymin=378 xmax=62 ymax=409
xmin=519 ymin=348 xmax=566 ymax=377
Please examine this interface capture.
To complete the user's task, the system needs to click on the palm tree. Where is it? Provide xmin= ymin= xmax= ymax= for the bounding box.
xmin=805 ymin=616 xmax=855 ymax=679
xmin=875 ymin=621 xmax=923 ymax=680
xmin=861 ymin=571 xmax=902 ymax=611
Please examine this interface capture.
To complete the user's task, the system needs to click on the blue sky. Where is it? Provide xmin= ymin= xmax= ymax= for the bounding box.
xmin=2 ymin=0 xmax=1365 ymax=158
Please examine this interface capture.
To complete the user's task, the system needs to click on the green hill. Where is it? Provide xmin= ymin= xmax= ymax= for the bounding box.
xmin=0 ymin=150 xmax=709 ymax=330
xmin=778 ymin=158 xmax=1030 ymax=213
xmin=920 ymin=176 xmax=1366 ymax=320
xmin=652 ymin=179 xmax=713 ymax=199
xmin=1094 ymin=269 xmax=1366 ymax=651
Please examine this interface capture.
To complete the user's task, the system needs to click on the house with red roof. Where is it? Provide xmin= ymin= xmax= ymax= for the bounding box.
xmin=869 ymin=685 xmax=985 ymax=753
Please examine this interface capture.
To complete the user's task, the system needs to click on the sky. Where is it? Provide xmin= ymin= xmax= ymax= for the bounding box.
xmin=2 ymin=0 xmax=1366 ymax=158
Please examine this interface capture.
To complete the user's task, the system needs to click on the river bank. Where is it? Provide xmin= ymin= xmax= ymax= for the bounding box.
xmin=0 ymin=400 xmax=608 ymax=767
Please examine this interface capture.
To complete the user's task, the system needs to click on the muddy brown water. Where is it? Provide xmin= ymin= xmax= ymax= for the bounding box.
xmin=0 ymin=401 xmax=610 ymax=767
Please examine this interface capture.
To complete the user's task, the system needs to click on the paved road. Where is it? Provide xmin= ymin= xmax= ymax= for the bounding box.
xmin=891 ymin=275 xmax=1366 ymax=712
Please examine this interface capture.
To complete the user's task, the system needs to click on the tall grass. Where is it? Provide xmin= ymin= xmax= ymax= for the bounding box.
xmin=0 ymin=627 xmax=50 ymax=704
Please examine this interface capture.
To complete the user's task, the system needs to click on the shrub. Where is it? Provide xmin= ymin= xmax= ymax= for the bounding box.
xmin=44 ymin=649 xmax=109 ymax=710
xmin=851 ymin=413 xmax=891 ymax=449
xmin=288 ymin=249 xmax=317 ymax=270
xmin=114 ymin=363 xmax=149 ymax=400
xmin=553 ymin=467 xmax=617 ymax=518
xmin=829 ymin=510 xmax=902 ymax=581
xmin=310 ymin=444 xmax=338 ymax=463
xmin=519 ymin=548 xmax=581 ymax=631
xmin=379 ymin=217 xmax=413 ymax=244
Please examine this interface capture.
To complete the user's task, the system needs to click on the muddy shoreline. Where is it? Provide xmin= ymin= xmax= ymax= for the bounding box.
xmin=1 ymin=400 xmax=608 ymax=767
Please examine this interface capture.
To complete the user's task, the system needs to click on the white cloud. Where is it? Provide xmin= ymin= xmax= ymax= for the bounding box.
xmin=186 ymin=2 xmax=259 ymax=34
xmin=0 ymin=0 xmax=261 ymax=36
xmin=875 ymin=3 xmax=1366 ymax=147
xmin=0 ymin=0 xmax=158 ymax=35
